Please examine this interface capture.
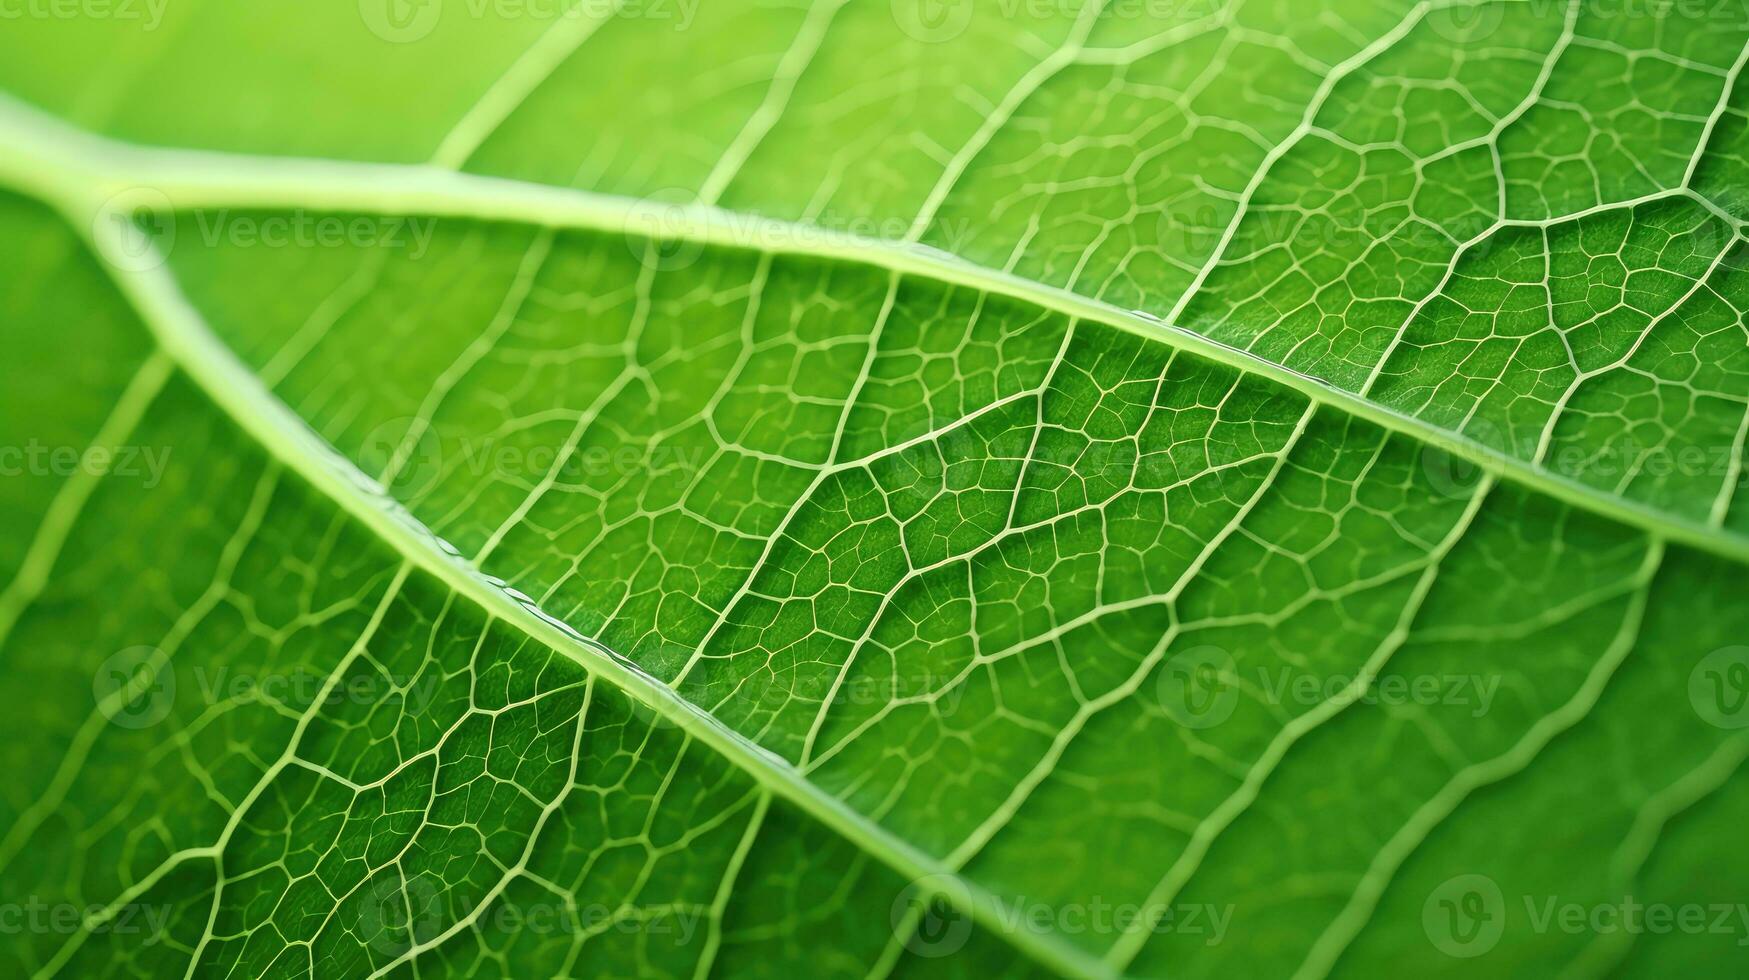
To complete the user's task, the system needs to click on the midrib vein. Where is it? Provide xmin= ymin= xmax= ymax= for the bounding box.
xmin=44 ymin=174 xmax=1118 ymax=980
xmin=0 ymin=92 xmax=1744 ymax=564
xmin=0 ymin=97 xmax=1120 ymax=980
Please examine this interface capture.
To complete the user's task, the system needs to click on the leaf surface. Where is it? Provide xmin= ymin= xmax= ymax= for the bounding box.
xmin=1 ymin=3 xmax=1747 ymax=978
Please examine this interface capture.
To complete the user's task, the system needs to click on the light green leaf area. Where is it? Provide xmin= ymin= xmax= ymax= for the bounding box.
xmin=1 ymin=1 xmax=1747 ymax=978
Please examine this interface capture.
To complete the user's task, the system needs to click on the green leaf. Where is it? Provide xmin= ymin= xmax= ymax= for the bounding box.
xmin=1 ymin=2 xmax=1747 ymax=978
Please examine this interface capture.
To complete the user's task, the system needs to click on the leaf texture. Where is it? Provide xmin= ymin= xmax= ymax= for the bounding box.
xmin=0 ymin=2 xmax=1747 ymax=978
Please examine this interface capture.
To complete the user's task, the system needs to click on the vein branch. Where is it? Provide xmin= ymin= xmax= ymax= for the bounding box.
xmin=0 ymin=93 xmax=1734 ymax=563
xmin=69 ymin=208 xmax=1117 ymax=980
